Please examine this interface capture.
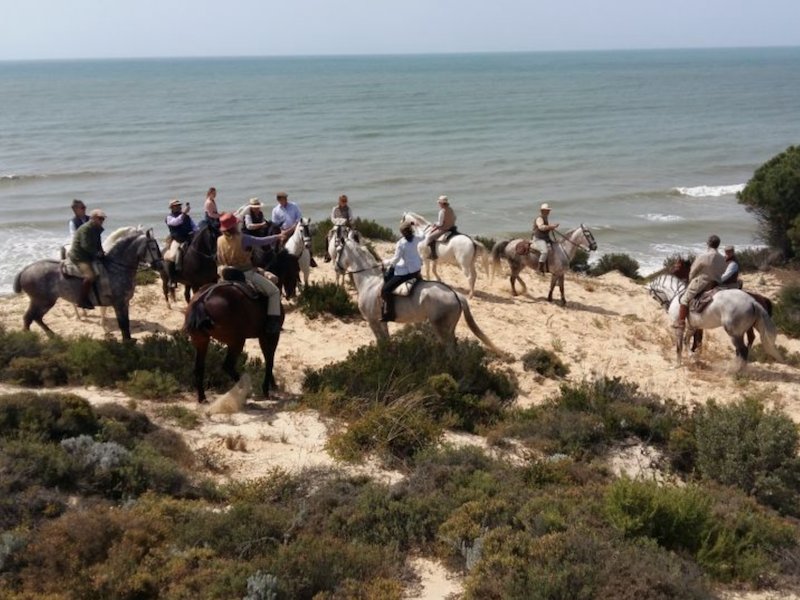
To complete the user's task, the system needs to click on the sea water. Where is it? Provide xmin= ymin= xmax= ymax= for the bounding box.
xmin=2 ymin=47 xmax=799 ymax=293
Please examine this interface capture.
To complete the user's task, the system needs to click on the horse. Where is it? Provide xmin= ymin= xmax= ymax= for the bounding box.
xmin=647 ymin=273 xmax=782 ymax=369
xmin=328 ymin=224 xmax=358 ymax=287
xmin=14 ymin=227 xmax=163 ymax=341
xmin=160 ymin=225 xmax=218 ymax=307
xmin=401 ymin=211 xmax=489 ymax=298
xmin=491 ymin=225 xmax=597 ymax=305
xmin=668 ymin=257 xmax=774 ymax=352
xmin=335 ymin=235 xmax=499 ymax=351
xmin=251 ymin=246 xmax=301 ymax=299
xmin=280 ymin=218 xmax=314 ymax=288
xmin=184 ymin=282 xmax=284 ymax=404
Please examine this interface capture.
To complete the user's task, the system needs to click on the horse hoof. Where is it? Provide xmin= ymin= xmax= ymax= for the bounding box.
xmin=198 ymin=397 xmax=207 ymax=404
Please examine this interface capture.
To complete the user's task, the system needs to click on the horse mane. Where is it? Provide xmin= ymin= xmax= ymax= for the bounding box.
xmin=104 ymin=226 xmax=142 ymax=251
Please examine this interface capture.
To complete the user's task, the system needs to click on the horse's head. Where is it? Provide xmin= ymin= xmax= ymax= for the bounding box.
xmin=647 ymin=274 xmax=683 ymax=309
xmin=274 ymin=249 xmax=300 ymax=299
xmin=579 ymin=224 xmax=598 ymax=252
xmin=668 ymin=256 xmax=691 ymax=281
xmin=142 ymin=229 xmax=164 ymax=269
xmin=299 ymin=218 xmax=313 ymax=250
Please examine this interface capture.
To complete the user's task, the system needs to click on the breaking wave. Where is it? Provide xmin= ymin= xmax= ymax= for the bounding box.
xmin=673 ymin=184 xmax=745 ymax=198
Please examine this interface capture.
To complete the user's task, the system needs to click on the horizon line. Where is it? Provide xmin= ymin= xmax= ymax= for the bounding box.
xmin=1 ymin=44 xmax=798 ymax=64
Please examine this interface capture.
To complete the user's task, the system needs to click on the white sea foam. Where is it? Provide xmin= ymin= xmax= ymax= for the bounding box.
xmin=0 ymin=229 xmax=68 ymax=296
xmin=638 ymin=213 xmax=684 ymax=222
xmin=673 ymin=184 xmax=745 ymax=197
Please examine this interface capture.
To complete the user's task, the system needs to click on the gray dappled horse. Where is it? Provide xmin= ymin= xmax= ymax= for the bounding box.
xmin=648 ymin=274 xmax=782 ymax=369
xmin=491 ymin=224 xmax=597 ymax=305
xmin=281 ymin=217 xmax=314 ymax=288
xmin=14 ymin=227 xmax=163 ymax=341
xmin=401 ymin=211 xmax=489 ymax=299
xmin=335 ymin=234 xmax=499 ymax=351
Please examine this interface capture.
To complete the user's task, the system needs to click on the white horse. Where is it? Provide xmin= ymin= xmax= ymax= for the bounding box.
xmin=648 ymin=274 xmax=782 ymax=369
xmin=328 ymin=223 xmax=356 ymax=287
xmin=491 ymin=225 xmax=597 ymax=305
xmin=401 ymin=211 xmax=488 ymax=298
xmin=284 ymin=217 xmax=314 ymax=287
xmin=335 ymin=235 xmax=499 ymax=351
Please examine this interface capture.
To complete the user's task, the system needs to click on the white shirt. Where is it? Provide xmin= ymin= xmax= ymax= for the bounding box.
xmin=271 ymin=202 xmax=302 ymax=230
xmin=385 ymin=235 xmax=424 ymax=275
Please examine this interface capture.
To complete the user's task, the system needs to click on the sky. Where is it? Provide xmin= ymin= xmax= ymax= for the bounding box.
xmin=1 ymin=0 xmax=799 ymax=60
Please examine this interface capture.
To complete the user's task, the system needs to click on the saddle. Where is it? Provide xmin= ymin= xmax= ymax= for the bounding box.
xmin=60 ymin=260 xmax=111 ymax=305
xmin=515 ymin=240 xmax=532 ymax=255
xmin=218 ymin=268 xmax=264 ymax=300
xmin=392 ymin=278 xmax=421 ymax=297
xmin=61 ymin=260 xmax=84 ymax=279
xmin=689 ymin=287 xmax=721 ymax=314
xmin=441 ymin=227 xmax=461 ymax=243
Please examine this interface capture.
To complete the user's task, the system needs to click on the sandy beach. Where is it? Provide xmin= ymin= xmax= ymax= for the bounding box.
xmin=2 ymin=247 xmax=800 ymax=598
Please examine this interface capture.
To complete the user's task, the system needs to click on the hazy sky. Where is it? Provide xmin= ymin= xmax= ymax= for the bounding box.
xmin=2 ymin=0 xmax=799 ymax=60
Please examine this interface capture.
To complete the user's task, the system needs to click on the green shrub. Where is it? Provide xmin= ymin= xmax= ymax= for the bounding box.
xmin=0 ymin=392 xmax=99 ymax=442
xmin=120 ymin=369 xmax=182 ymax=399
xmin=694 ymin=397 xmax=800 ymax=515
xmin=296 ymin=282 xmax=359 ymax=319
xmin=312 ymin=218 xmax=334 ymax=255
xmin=352 ymin=217 xmax=395 ymax=242
xmin=774 ymin=282 xmax=800 ymax=338
xmin=521 ymin=348 xmax=569 ymax=378
xmin=154 ymin=404 xmax=201 ymax=429
xmin=135 ymin=268 xmax=159 ymax=285
xmin=570 ymin=247 xmax=591 ymax=273
xmin=474 ymin=236 xmax=496 ymax=253
xmin=735 ymin=246 xmax=783 ymax=271
xmin=0 ymin=326 xmax=46 ymax=370
xmin=590 ymin=253 xmax=641 ymax=279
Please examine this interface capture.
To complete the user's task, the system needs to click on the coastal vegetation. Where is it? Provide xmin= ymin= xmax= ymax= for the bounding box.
xmin=738 ymin=145 xmax=800 ymax=259
xmin=311 ymin=217 xmax=395 ymax=256
xmin=588 ymin=253 xmax=641 ymax=280
xmin=295 ymin=281 xmax=359 ymax=319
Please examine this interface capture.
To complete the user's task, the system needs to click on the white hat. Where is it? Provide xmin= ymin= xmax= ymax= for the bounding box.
xmin=438 ymin=195 xmax=449 ymax=204
xmin=248 ymin=197 xmax=263 ymax=208
xmin=724 ymin=245 xmax=735 ymax=252
xmin=540 ymin=203 xmax=551 ymax=211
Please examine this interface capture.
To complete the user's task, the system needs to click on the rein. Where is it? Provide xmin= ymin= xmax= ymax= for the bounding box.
xmin=553 ymin=227 xmax=588 ymax=250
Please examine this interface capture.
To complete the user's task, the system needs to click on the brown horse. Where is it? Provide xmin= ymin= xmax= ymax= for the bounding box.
xmin=184 ymin=281 xmax=283 ymax=403
xmin=669 ymin=257 xmax=773 ymax=352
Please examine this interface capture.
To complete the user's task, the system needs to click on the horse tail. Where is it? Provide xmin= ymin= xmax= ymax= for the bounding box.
xmin=13 ymin=270 xmax=23 ymax=294
xmin=473 ymin=240 xmax=490 ymax=276
xmin=457 ymin=293 xmax=500 ymax=353
xmin=753 ymin=303 xmax=783 ymax=362
xmin=490 ymin=241 xmax=510 ymax=284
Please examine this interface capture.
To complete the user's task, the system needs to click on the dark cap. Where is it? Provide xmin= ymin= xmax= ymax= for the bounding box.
xmin=71 ymin=199 xmax=86 ymax=209
xmin=276 ymin=192 xmax=288 ymax=200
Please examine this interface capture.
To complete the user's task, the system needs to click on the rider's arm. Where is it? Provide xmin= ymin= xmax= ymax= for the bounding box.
xmin=241 ymin=232 xmax=283 ymax=248
xmin=384 ymin=240 xmax=404 ymax=268
xmin=68 ymin=220 xmax=78 ymax=236
xmin=166 ymin=213 xmax=186 ymax=227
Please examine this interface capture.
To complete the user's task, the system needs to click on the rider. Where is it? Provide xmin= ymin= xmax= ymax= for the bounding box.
xmin=381 ymin=221 xmax=424 ymax=322
xmin=203 ymin=187 xmax=221 ymax=235
xmin=216 ymin=212 xmax=287 ymax=333
xmin=243 ymin=197 xmax=271 ymax=237
xmin=164 ymin=199 xmax=198 ymax=275
xmin=532 ymin=202 xmax=559 ymax=274
xmin=425 ymin=195 xmax=456 ymax=260
xmin=719 ymin=245 xmax=741 ymax=289
xmin=675 ymin=234 xmax=727 ymax=331
xmin=325 ymin=194 xmax=354 ymax=262
xmin=68 ymin=199 xmax=90 ymax=236
xmin=68 ymin=209 xmax=106 ymax=310
xmin=272 ymin=191 xmax=317 ymax=267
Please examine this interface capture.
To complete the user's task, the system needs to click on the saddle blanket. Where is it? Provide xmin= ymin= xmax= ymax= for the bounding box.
xmin=61 ymin=260 xmax=112 ymax=305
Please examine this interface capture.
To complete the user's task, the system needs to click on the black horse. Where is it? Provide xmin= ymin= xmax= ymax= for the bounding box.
xmin=161 ymin=225 xmax=218 ymax=306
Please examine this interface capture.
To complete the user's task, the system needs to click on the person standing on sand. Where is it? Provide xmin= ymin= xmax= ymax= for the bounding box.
xmin=675 ymin=234 xmax=726 ymax=330
xmin=532 ymin=203 xmax=559 ymax=274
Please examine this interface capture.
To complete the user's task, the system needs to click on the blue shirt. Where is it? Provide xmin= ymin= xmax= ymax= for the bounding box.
xmin=386 ymin=235 xmax=424 ymax=275
xmin=271 ymin=202 xmax=302 ymax=231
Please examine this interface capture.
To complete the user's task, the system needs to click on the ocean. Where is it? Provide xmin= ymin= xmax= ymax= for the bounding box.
xmin=2 ymin=47 xmax=799 ymax=293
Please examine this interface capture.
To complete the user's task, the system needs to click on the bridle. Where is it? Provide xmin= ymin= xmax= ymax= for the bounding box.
xmin=554 ymin=224 xmax=597 ymax=252
xmin=648 ymin=275 xmax=684 ymax=309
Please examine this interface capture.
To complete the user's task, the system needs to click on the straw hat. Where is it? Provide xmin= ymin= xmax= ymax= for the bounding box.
xmin=169 ymin=199 xmax=181 ymax=208
xmin=219 ymin=212 xmax=238 ymax=232
xmin=248 ymin=197 xmax=263 ymax=208
xmin=724 ymin=245 xmax=735 ymax=252
xmin=90 ymin=209 xmax=106 ymax=219
xmin=438 ymin=195 xmax=449 ymax=204
xmin=540 ymin=203 xmax=551 ymax=211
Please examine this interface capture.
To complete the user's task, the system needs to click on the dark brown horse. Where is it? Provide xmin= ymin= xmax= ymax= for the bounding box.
xmin=669 ymin=257 xmax=773 ymax=351
xmin=161 ymin=225 xmax=219 ymax=306
xmin=184 ymin=282 xmax=284 ymax=403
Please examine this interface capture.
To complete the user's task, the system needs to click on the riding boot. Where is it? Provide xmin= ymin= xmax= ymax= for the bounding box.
xmin=324 ymin=252 xmax=331 ymax=263
xmin=77 ymin=279 xmax=95 ymax=310
xmin=309 ymin=256 xmax=318 ymax=268
xmin=265 ymin=315 xmax=282 ymax=334
xmin=429 ymin=240 xmax=437 ymax=260
xmin=674 ymin=303 xmax=689 ymax=329
xmin=380 ymin=298 xmax=394 ymax=322
xmin=538 ymin=261 xmax=547 ymax=275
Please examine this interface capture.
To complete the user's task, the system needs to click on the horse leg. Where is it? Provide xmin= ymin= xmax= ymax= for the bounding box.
xmin=465 ymin=261 xmax=476 ymax=299
xmin=24 ymin=301 xmax=56 ymax=336
xmin=690 ymin=329 xmax=704 ymax=353
xmin=368 ymin=319 xmax=390 ymax=341
xmin=113 ymin=304 xmax=132 ymax=341
xmin=222 ymin=338 xmax=245 ymax=383
xmin=558 ymin=275 xmax=566 ymax=306
xmin=185 ymin=285 xmax=192 ymax=304
xmin=258 ymin=333 xmax=280 ymax=398
xmin=746 ymin=327 xmax=755 ymax=351
xmin=730 ymin=334 xmax=749 ymax=371
xmin=431 ymin=260 xmax=441 ymax=282
xmin=547 ymin=274 xmax=556 ymax=302
xmin=192 ymin=333 xmax=210 ymax=403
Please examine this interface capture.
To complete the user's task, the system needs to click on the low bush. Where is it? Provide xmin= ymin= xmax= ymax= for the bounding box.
xmin=590 ymin=253 xmax=641 ymax=280
xmin=474 ymin=235 xmax=496 ymax=253
xmin=694 ymin=397 xmax=800 ymax=516
xmin=570 ymin=247 xmax=591 ymax=273
xmin=774 ymin=282 xmax=800 ymax=338
xmin=312 ymin=217 xmax=395 ymax=256
xmin=296 ymin=282 xmax=359 ymax=319
xmin=121 ymin=369 xmax=182 ymax=399
xmin=521 ymin=348 xmax=569 ymax=378
xmin=736 ymin=247 xmax=784 ymax=272
xmin=154 ymin=404 xmax=202 ymax=429
xmin=0 ymin=392 xmax=99 ymax=442
xmin=135 ymin=268 xmax=159 ymax=285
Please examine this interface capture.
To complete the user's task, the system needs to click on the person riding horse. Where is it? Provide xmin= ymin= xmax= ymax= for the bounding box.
xmin=202 ymin=186 xmax=222 ymax=236
xmin=719 ymin=245 xmax=741 ymax=289
xmin=164 ymin=199 xmax=198 ymax=280
xmin=381 ymin=221 xmax=424 ymax=322
xmin=272 ymin=191 xmax=317 ymax=267
xmin=68 ymin=199 xmax=90 ymax=236
xmin=243 ymin=197 xmax=271 ymax=237
xmin=325 ymin=194 xmax=354 ymax=262
xmin=675 ymin=234 xmax=726 ymax=331
xmin=532 ymin=202 xmax=559 ymax=274
xmin=216 ymin=212 xmax=286 ymax=333
xmin=68 ymin=209 xmax=107 ymax=309
xmin=425 ymin=195 xmax=456 ymax=260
